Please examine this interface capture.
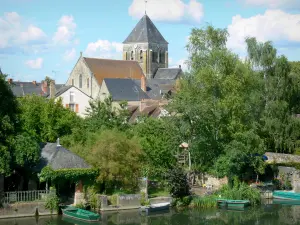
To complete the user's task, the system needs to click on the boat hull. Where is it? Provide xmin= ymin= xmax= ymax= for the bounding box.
xmin=140 ymin=202 xmax=170 ymax=214
xmin=273 ymin=191 xmax=300 ymax=200
xmin=62 ymin=207 xmax=100 ymax=222
xmin=217 ymin=199 xmax=250 ymax=209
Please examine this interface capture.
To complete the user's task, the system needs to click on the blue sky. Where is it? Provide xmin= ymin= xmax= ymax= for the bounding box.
xmin=0 ymin=0 xmax=300 ymax=83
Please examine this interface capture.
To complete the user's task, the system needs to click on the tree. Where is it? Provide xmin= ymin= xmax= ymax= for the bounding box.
xmin=167 ymin=167 xmax=190 ymax=199
xmin=0 ymin=70 xmax=19 ymax=175
xmin=133 ymin=117 xmax=181 ymax=179
xmin=169 ymin=26 xmax=264 ymax=174
xmin=18 ymin=95 xmax=80 ymax=142
xmin=85 ymin=97 xmax=130 ymax=132
xmin=88 ymin=129 xmax=144 ymax=192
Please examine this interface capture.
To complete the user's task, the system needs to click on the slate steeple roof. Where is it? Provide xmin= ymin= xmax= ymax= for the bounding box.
xmin=123 ymin=15 xmax=168 ymax=44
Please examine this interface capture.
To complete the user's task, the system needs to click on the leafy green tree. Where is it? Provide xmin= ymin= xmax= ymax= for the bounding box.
xmin=133 ymin=117 xmax=181 ymax=179
xmin=167 ymin=167 xmax=190 ymax=198
xmin=0 ymin=70 xmax=19 ymax=175
xmin=88 ymin=129 xmax=144 ymax=192
xmin=85 ymin=97 xmax=130 ymax=132
xmin=18 ymin=95 xmax=80 ymax=142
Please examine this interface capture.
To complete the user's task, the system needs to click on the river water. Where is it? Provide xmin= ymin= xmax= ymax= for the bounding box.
xmin=1 ymin=204 xmax=300 ymax=225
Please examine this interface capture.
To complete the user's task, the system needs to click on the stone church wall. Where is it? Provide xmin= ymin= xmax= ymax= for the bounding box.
xmin=67 ymin=56 xmax=100 ymax=99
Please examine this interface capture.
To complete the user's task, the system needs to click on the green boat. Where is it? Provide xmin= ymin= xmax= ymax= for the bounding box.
xmin=217 ymin=199 xmax=250 ymax=209
xmin=273 ymin=191 xmax=300 ymax=200
xmin=61 ymin=206 xmax=100 ymax=222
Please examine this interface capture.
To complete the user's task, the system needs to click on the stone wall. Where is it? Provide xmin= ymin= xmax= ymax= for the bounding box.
xmin=195 ymin=173 xmax=228 ymax=189
xmin=265 ymin=152 xmax=300 ymax=164
xmin=278 ymin=166 xmax=300 ymax=192
xmin=67 ymin=56 xmax=100 ymax=99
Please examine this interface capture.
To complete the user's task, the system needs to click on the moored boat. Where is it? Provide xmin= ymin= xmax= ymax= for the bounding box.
xmin=61 ymin=206 xmax=100 ymax=222
xmin=273 ymin=191 xmax=300 ymax=200
xmin=140 ymin=202 xmax=170 ymax=214
xmin=217 ymin=199 xmax=250 ymax=209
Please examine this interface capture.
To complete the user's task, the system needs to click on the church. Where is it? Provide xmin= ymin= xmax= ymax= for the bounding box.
xmin=58 ymin=14 xmax=182 ymax=117
xmin=66 ymin=14 xmax=182 ymax=99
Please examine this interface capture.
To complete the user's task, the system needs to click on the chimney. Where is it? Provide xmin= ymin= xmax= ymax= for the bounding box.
xmin=7 ymin=78 xmax=13 ymax=84
xmin=41 ymin=80 xmax=48 ymax=94
xmin=32 ymin=80 xmax=37 ymax=85
xmin=57 ymin=138 xmax=61 ymax=147
xmin=179 ymin=65 xmax=181 ymax=69
xmin=141 ymin=76 xmax=146 ymax=92
xmin=49 ymin=80 xmax=56 ymax=98
xmin=80 ymin=51 xmax=83 ymax=57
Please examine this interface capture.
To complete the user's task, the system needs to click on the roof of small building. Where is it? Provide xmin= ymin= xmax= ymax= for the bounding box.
xmin=103 ymin=78 xmax=149 ymax=101
xmin=133 ymin=79 xmax=175 ymax=100
xmin=10 ymin=81 xmax=63 ymax=97
xmin=154 ymin=68 xmax=182 ymax=80
xmin=53 ymin=85 xmax=92 ymax=98
xmin=123 ymin=15 xmax=168 ymax=44
xmin=38 ymin=143 xmax=90 ymax=171
xmin=83 ymin=57 xmax=144 ymax=85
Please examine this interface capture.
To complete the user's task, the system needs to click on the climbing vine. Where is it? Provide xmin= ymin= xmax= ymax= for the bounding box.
xmin=39 ymin=166 xmax=98 ymax=183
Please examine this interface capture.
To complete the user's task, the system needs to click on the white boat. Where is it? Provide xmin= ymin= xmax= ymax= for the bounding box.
xmin=140 ymin=202 xmax=170 ymax=213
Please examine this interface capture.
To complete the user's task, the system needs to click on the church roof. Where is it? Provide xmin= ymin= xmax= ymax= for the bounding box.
xmin=123 ymin=15 xmax=168 ymax=44
xmin=83 ymin=57 xmax=144 ymax=85
xmin=103 ymin=78 xmax=149 ymax=101
xmin=154 ymin=68 xmax=182 ymax=80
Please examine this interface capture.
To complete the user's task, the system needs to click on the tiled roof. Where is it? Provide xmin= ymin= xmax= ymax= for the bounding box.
xmin=104 ymin=78 xmax=149 ymax=101
xmin=10 ymin=81 xmax=63 ymax=97
xmin=37 ymin=143 xmax=90 ymax=171
xmin=154 ymin=68 xmax=182 ymax=80
xmin=123 ymin=15 xmax=168 ymax=44
xmin=83 ymin=57 xmax=144 ymax=85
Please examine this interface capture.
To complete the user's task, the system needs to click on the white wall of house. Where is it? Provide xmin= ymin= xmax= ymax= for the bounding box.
xmin=56 ymin=86 xmax=92 ymax=117
xmin=66 ymin=56 xmax=100 ymax=99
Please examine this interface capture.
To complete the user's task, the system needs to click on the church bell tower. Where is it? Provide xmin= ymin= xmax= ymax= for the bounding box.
xmin=123 ymin=14 xmax=169 ymax=79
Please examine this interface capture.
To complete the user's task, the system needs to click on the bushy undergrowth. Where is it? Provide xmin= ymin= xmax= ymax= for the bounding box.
xmin=191 ymin=195 xmax=217 ymax=209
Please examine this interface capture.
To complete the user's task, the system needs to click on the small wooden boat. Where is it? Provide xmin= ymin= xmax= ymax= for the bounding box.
xmin=273 ymin=191 xmax=300 ymax=200
xmin=217 ymin=199 xmax=250 ymax=209
xmin=61 ymin=206 xmax=100 ymax=222
xmin=140 ymin=202 xmax=170 ymax=214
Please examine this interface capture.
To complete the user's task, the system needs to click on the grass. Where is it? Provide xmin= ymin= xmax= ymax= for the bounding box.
xmin=148 ymin=187 xmax=170 ymax=198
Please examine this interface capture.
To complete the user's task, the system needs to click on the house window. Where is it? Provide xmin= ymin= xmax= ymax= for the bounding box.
xmin=87 ymin=78 xmax=89 ymax=88
xmin=140 ymin=50 xmax=143 ymax=62
xmin=160 ymin=52 xmax=165 ymax=63
xmin=152 ymin=52 xmax=158 ymax=63
xmin=79 ymin=74 xmax=82 ymax=88
xmin=70 ymin=92 xmax=75 ymax=102
xmin=69 ymin=104 xmax=75 ymax=112
xmin=131 ymin=51 xmax=134 ymax=60
xmin=72 ymin=79 xmax=74 ymax=86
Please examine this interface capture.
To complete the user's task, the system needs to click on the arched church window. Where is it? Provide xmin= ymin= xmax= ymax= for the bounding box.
xmin=131 ymin=51 xmax=134 ymax=60
xmin=152 ymin=52 xmax=158 ymax=63
xmin=79 ymin=74 xmax=82 ymax=88
xmin=140 ymin=50 xmax=143 ymax=62
xmin=160 ymin=52 xmax=165 ymax=63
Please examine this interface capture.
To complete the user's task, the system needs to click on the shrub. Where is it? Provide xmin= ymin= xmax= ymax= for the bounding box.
xmin=108 ymin=194 xmax=119 ymax=206
xmin=191 ymin=196 xmax=217 ymax=209
xmin=45 ymin=192 xmax=59 ymax=214
xmin=167 ymin=167 xmax=190 ymax=199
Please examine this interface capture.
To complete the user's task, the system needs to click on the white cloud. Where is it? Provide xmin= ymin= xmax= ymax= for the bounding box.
xmin=53 ymin=15 xmax=77 ymax=45
xmin=0 ymin=12 xmax=46 ymax=51
xmin=242 ymin=0 xmax=300 ymax=9
xmin=170 ymin=59 xmax=189 ymax=71
xmin=25 ymin=58 xmax=43 ymax=69
xmin=128 ymin=0 xmax=204 ymax=23
xmin=84 ymin=40 xmax=123 ymax=59
xmin=63 ymin=48 xmax=76 ymax=61
xmin=227 ymin=10 xmax=300 ymax=53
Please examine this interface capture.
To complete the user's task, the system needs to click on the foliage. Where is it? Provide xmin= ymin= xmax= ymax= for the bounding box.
xmin=140 ymin=192 xmax=150 ymax=206
xmin=84 ymin=186 xmax=100 ymax=210
xmin=45 ymin=192 xmax=59 ymax=213
xmin=18 ymin=95 xmax=80 ymax=142
xmin=167 ymin=167 xmax=190 ymax=199
xmin=108 ymin=194 xmax=119 ymax=206
xmin=0 ymin=70 xmax=19 ymax=175
xmin=85 ymin=97 xmax=130 ymax=132
xmin=88 ymin=129 xmax=144 ymax=192
xmin=75 ymin=203 xmax=85 ymax=209
xmin=39 ymin=166 xmax=98 ymax=183
xmin=133 ymin=117 xmax=181 ymax=179
xmin=217 ymin=179 xmax=261 ymax=206
xmin=191 ymin=195 xmax=217 ymax=209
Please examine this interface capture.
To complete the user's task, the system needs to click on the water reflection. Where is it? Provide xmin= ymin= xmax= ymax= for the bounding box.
xmin=2 ymin=204 xmax=300 ymax=225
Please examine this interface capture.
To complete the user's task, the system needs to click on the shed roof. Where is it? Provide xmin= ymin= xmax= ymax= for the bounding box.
xmin=83 ymin=57 xmax=144 ymax=85
xmin=103 ymin=78 xmax=149 ymax=101
xmin=38 ymin=143 xmax=90 ymax=170
xmin=123 ymin=15 xmax=168 ymax=44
